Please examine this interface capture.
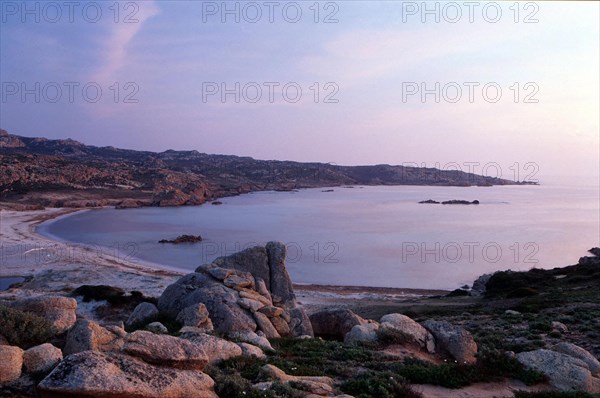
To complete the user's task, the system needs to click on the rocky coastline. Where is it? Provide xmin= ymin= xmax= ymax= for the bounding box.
xmin=0 ymin=130 xmax=536 ymax=211
xmin=1 ymin=208 xmax=599 ymax=398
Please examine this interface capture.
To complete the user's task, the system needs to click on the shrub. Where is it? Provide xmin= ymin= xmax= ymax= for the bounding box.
xmin=339 ymin=372 xmax=423 ymax=398
xmin=507 ymin=287 xmax=539 ymax=298
xmin=0 ymin=305 xmax=56 ymax=348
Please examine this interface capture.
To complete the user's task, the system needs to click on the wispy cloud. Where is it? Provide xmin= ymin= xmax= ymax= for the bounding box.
xmin=90 ymin=1 xmax=160 ymax=85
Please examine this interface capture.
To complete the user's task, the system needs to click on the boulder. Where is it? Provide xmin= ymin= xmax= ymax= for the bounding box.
xmin=23 ymin=343 xmax=62 ymax=374
xmin=9 ymin=295 xmax=77 ymax=334
xmin=309 ymin=308 xmax=367 ymax=340
xmin=289 ymin=307 xmax=314 ymax=337
xmin=123 ymin=331 xmax=208 ymax=370
xmin=159 ymin=243 xmax=313 ymax=338
xmin=422 ymin=320 xmax=477 ymax=364
xmin=270 ymin=316 xmax=291 ymax=337
xmin=158 ymin=273 xmax=257 ymax=335
xmin=552 ymin=342 xmax=600 ymax=376
xmin=258 ymin=364 xmax=335 ymax=396
xmin=125 ymin=302 xmax=159 ymax=330
xmin=179 ymin=328 xmax=243 ymax=364
xmin=0 ymin=345 xmax=23 ymax=383
xmin=344 ymin=323 xmax=379 ymax=344
xmin=380 ymin=313 xmax=435 ymax=353
xmin=64 ymin=319 xmax=125 ymax=355
xmin=146 ymin=322 xmax=169 ymax=334
xmin=176 ymin=303 xmax=213 ymax=332
xmin=230 ymin=331 xmax=273 ymax=351
xmin=37 ymin=351 xmax=218 ymax=398
xmin=238 ymin=343 xmax=266 ymax=359
xmin=551 ymin=321 xmax=569 ymax=334
xmin=517 ymin=349 xmax=600 ymax=392
xmin=212 ymin=246 xmax=270 ymax=285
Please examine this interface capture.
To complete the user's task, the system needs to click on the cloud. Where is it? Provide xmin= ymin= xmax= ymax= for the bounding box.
xmin=90 ymin=1 xmax=160 ymax=85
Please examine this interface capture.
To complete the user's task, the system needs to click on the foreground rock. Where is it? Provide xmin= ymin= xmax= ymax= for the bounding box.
xmin=23 ymin=343 xmax=63 ymax=374
xmin=64 ymin=319 xmax=125 ymax=355
xmin=0 ymin=345 xmax=23 ymax=383
xmin=552 ymin=342 xmax=600 ymax=376
xmin=344 ymin=323 xmax=380 ymax=344
xmin=9 ymin=295 xmax=77 ymax=334
xmin=309 ymin=308 xmax=366 ymax=340
xmin=256 ymin=364 xmax=335 ymax=396
xmin=422 ymin=320 xmax=477 ymax=364
xmin=38 ymin=351 xmax=218 ymax=398
xmin=379 ymin=313 xmax=436 ymax=353
xmin=517 ymin=349 xmax=600 ymax=392
xmin=179 ymin=328 xmax=243 ymax=363
xmin=158 ymin=242 xmax=313 ymax=338
xmin=125 ymin=302 xmax=159 ymax=331
xmin=123 ymin=331 xmax=208 ymax=370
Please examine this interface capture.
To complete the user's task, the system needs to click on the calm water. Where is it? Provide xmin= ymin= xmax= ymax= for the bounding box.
xmin=39 ymin=185 xmax=600 ymax=290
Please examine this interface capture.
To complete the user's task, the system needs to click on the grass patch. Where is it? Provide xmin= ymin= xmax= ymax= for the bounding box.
xmin=514 ymin=392 xmax=600 ymax=398
xmin=339 ymin=372 xmax=423 ymax=398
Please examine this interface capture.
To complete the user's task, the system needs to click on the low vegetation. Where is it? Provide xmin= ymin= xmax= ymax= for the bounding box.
xmin=0 ymin=305 xmax=56 ymax=349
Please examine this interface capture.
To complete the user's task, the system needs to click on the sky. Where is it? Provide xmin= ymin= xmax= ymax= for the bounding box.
xmin=1 ymin=1 xmax=599 ymax=183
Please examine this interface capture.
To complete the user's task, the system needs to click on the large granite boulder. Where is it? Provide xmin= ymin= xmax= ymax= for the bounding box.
xmin=0 ymin=345 xmax=23 ymax=383
xmin=344 ymin=323 xmax=380 ymax=344
xmin=125 ymin=302 xmax=159 ymax=331
xmin=379 ymin=313 xmax=436 ymax=353
xmin=123 ymin=331 xmax=208 ymax=370
xmin=309 ymin=308 xmax=367 ymax=340
xmin=422 ymin=320 xmax=477 ymax=364
xmin=158 ymin=242 xmax=313 ymax=339
xmin=37 ymin=351 xmax=218 ymax=398
xmin=23 ymin=343 xmax=63 ymax=374
xmin=9 ymin=295 xmax=77 ymax=334
xmin=176 ymin=303 xmax=213 ymax=332
xmin=64 ymin=319 xmax=126 ymax=355
xmin=517 ymin=349 xmax=600 ymax=392
xmin=552 ymin=342 xmax=600 ymax=376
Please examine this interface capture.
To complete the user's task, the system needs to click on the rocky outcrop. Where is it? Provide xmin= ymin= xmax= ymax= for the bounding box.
xmin=64 ymin=319 xmax=126 ymax=355
xmin=123 ymin=331 xmax=208 ymax=370
xmin=309 ymin=308 xmax=366 ymax=340
xmin=422 ymin=320 xmax=477 ymax=364
xmin=159 ymin=235 xmax=202 ymax=244
xmin=23 ymin=343 xmax=63 ymax=374
xmin=238 ymin=343 xmax=266 ymax=359
xmin=517 ymin=349 xmax=600 ymax=392
xmin=0 ymin=345 xmax=23 ymax=383
xmin=379 ymin=313 xmax=436 ymax=353
xmin=8 ymin=295 xmax=77 ymax=334
xmin=125 ymin=302 xmax=159 ymax=331
xmin=470 ymin=273 xmax=493 ymax=297
xmin=157 ymin=242 xmax=313 ymax=339
xmin=37 ymin=351 xmax=218 ymax=398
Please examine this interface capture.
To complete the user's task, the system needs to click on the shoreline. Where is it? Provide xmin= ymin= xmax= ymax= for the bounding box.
xmin=0 ymin=208 xmax=444 ymax=304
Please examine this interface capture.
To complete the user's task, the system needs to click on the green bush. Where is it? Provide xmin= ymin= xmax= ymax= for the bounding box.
xmin=0 ymin=305 xmax=56 ymax=348
xmin=339 ymin=372 xmax=422 ymax=398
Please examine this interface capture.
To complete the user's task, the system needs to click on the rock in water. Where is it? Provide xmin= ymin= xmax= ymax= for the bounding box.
xmin=422 ymin=320 xmax=477 ymax=364
xmin=37 ymin=351 xmax=218 ymax=398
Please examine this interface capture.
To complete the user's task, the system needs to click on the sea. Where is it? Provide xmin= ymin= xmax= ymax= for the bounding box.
xmin=38 ymin=183 xmax=600 ymax=290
